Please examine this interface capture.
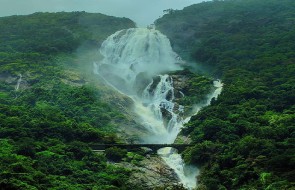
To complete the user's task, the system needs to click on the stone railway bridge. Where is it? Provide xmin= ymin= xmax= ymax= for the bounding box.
xmin=91 ymin=144 xmax=194 ymax=153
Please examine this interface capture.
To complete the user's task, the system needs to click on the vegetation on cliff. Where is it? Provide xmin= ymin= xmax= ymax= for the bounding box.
xmin=156 ymin=0 xmax=294 ymax=189
xmin=167 ymin=69 xmax=214 ymax=116
xmin=0 ymin=12 xmax=135 ymax=189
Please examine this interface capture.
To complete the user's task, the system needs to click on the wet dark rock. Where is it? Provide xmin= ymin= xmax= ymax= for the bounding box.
xmin=134 ymin=72 xmax=152 ymax=95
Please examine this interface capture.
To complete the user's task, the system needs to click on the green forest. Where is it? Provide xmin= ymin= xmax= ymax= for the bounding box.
xmin=0 ymin=0 xmax=294 ymax=189
xmin=0 ymin=12 xmax=136 ymax=189
xmin=156 ymin=0 xmax=294 ymax=189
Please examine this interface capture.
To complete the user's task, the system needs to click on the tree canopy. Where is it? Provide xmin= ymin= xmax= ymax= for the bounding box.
xmin=0 ymin=12 xmax=135 ymax=189
xmin=156 ymin=0 xmax=295 ymax=189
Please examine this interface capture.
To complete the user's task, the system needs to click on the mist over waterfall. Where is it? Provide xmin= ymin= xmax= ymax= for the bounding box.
xmin=96 ymin=28 xmax=184 ymax=144
xmin=94 ymin=27 xmax=223 ymax=190
xmin=97 ymin=28 xmax=182 ymax=94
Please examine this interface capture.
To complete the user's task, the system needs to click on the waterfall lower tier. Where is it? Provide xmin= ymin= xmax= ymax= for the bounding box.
xmin=141 ymin=74 xmax=182 ymax=144
xmin=95 ymin=27 xmax=223 ymax=189
xmin=158 ymin=147 xmax=199 ymax=190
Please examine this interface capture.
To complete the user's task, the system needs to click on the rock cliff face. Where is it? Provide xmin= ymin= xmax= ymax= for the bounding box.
xmin=115 ymin=155 xmax=182 ymax=189
xmin=109 ymin=68 xmax=213 ymax=142
xmin=138 ymin=69 xmax=213 ymax=121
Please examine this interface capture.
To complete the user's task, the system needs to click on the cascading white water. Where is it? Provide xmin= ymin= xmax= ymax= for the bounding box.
xmin=96 ymin=28 xmax=184 ymax=143
xmin=15 ymin=74 xmax=22 ymax=91
xmin=94 ymin=27 xmax=223 ymax=189
xmin=98 ymin=28 xmax=181 ymax=94
xmin=158 ymin=147 xmax=199 ymax=189
xmin=141 ymin=74 xmax=183 ymax=143
xmin=157 ymin=80 xmax=223 ymax=190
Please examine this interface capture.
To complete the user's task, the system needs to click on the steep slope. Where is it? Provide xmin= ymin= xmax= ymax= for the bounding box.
xmin=156 ymin=0 xmax=295 ymax=189
xmin=0 ymin=12 xmax=136 ymax=189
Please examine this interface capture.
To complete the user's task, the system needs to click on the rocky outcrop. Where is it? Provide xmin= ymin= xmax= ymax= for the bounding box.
xmin=115 ymin=155 xmax=181 ymax=189
xmin=0 ymin=73 xmax=29 ymax=91
xmin=133 ymin=72 xmax=153 ymax=96
xmin=61 ymin=70 xmax=86 ymax=87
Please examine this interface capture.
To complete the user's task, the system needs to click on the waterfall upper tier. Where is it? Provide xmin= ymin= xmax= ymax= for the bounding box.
xmin=97 ymin=28 xmax=183 ymax=94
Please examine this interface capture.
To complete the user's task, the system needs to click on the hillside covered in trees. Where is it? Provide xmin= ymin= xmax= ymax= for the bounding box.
xmin=1 ymin=0 xmax=294 ymax=189
xmin=0 ymin=12 xmax=136 ymax=189
xmin=156 ymin=0 xmax=294 ymax=189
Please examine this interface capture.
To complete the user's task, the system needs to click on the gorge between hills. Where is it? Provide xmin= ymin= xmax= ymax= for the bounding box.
xmin=1 ymin=0 xmax=293 ymax=189
xmin=93 ymin=27 xmax=222 ymax=189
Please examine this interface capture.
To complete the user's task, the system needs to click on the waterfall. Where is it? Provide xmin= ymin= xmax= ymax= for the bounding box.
xmin=94 ymin=27 xmax=223 ymax=189
xmin=157 ymin=81 xmax=223 ymax=189
xmin=97 ymin=28 xmax=182 ymax=94
xmin=158 ymin=147 xmax=199 ymax=189
xmin=96 ymin=27 xmax=184 ymax=143
xmin=15 ymin=74 xmax=22 ymax=91
xmin=140 ymin=74 xmax=183 ymax=144
xmin=142 ymin=75 xmax=175 ymax=124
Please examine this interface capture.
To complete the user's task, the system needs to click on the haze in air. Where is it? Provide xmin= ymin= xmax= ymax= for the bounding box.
xmin=0 ymin=0 xmax=206 ymax=26
xmin=0 ymin=0 xmax=294 ymax=189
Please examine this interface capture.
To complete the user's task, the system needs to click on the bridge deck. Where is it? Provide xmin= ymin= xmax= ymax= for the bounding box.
xmin=91 ymin=144 xmax=194 ymax=152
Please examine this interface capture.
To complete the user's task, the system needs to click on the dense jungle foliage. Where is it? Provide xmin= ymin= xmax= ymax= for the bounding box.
xmin=0 ymin=12 xmax=136 ymax=189
xmin=156 ymin=0 xmax=295 ymax=189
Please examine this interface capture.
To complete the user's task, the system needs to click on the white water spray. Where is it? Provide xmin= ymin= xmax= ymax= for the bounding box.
xmin=96 ymin=27 xmax=184 ymax=143
xmin=158 ymin=147 xmax=199 ymax=189
xmin=97 ymin=28 xmax=182 ymax=94
xmin=157 ymin=80 xmax=223 ymax=189
xmin=141 ymin=74 xmax=183 ymax=143
xmin=94 ymin=27 xmax=223 ymax=189
xmin=15 ymin=74 xmax=22 ymax=91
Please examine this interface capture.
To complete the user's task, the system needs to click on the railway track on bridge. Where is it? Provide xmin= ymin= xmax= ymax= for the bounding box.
xmin=91 ymin=143 xmax=194 ymax=152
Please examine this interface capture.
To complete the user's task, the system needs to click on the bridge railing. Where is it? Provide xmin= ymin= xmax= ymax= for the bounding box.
xmin=91 ymin=143 xmax=194 ymax=152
